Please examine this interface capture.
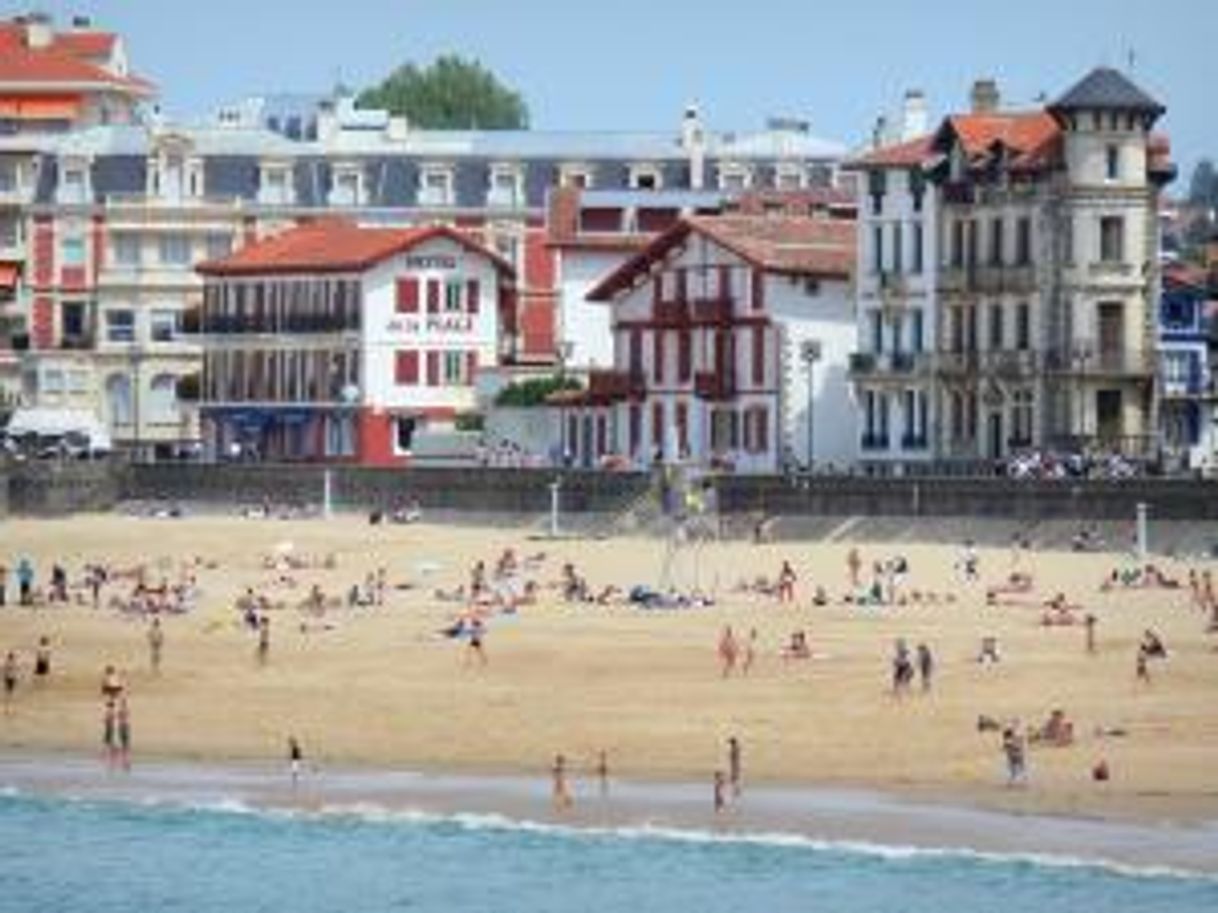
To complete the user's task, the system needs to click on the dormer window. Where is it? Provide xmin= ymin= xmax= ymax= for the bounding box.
xmin=774 ymin=165 xmax=805 ymax=190
xmin=258 ymin=163 xmax=294 ymax=206
xmin=419 ymin=165 xmax=454 ymax=207
xmin=60 ymin=165 xmax=89 ymax=204
xmin=718 ymin=164 xmax=752 ymax=192
xmin=488 ymin=165 xmax=523 ymax=208
xmin=329 ymin=164 xmax=364 ymax=207
xmin=629 ymin=164 xmax=663 ymax=190
xmin=560 ymin=164 xmax=593 ymax=189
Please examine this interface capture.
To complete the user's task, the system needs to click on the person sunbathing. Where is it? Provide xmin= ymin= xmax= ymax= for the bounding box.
xmin=1140 ymin=629 xmax=1168 ymax=659
xmin=781 ymin=630 xmax=811 ymax=661
xmin=1032 ymin=709 xmax=1075 ymax=747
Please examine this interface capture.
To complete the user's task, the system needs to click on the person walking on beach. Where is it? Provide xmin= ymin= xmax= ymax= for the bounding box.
xmin=16 ymin=558 xmax=34 ymax=606
xmin=846 ymin=547 xmax=861 ymax=589
xmin=718 ymin=626 xmax=739 ymax=678
xmin=777 ymin=561 xmax=797 ymax=603
xmin=2 ymin=650 xmax=17 ymax=714
xmin=1084 ymin=614 xmax=1097 ymax=655
xmin=713 ymin=770 xmax=727 ymax=813
xmin=116 ymin=697 xmax=132 ymax=772
xmin=595 ymin=750 xmax=610 ymax=799
xmin=33 ymin=637 xmax=51 ymax=683
xmin=288 ymin=735 xmax=303 ymax=787
xmin=891 ymin=639 xmax=914 ymax=697
xmin=102 ymin=699 xmax=118 ymax=770
xmin=1002 ymin=725 xmax=1026 ymax=787
xmin=551 ymin=753 xmax=573 ymax=811
xmin=257 ymin=615 xmax=271 ymax=665
xmin=148 ymin=618 xmax=164 ymax=674
xmin=741 ymin=629 xmax=757 ymax=676
xmin=466 ymin=617 xmax=487 ymax=667
xmin=1135 ymin=647 xmax=1151 ymax=686
xmin=727 ymin=736 xmax=742 ymax=798
xmin=916 ymin=643 xmax=934 ymax=692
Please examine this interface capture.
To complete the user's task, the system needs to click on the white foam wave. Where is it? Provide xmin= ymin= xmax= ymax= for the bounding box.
xmin=6 ymin=788 xmax=1214 ymax=883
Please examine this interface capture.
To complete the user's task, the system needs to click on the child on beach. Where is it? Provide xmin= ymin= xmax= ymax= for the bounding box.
xmin=1002 ymin=726 xmax=1027 ymax=786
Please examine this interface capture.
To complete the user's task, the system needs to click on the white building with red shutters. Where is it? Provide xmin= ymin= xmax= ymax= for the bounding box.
xmin=195 ymin=218 xmax=513 ymax=464
xmin=559 ymin=215 xmax=856 ymax=473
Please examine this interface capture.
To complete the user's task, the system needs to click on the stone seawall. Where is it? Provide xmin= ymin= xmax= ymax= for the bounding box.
xmin=4 ymin=460 xmax=124 ymax=516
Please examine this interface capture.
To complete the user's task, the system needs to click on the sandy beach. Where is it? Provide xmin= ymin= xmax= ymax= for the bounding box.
xmin=1 ymin=512 xmax=1217 ymax=829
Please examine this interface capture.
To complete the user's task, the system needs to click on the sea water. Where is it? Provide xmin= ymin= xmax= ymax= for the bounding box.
xmin=0 ymin=791 xmax=1215 ymax=913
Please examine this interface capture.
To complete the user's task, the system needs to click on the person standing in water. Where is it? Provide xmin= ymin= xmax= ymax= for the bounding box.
xmin=116 ymin=697 xmax=132 ymax=772
xmin=288 ymin=736 xmax=304 ymax=786
xmin=551 ymin=753 xmax=573 ymax=811
xmin=595 ymin=750 xmax=610 ymax=800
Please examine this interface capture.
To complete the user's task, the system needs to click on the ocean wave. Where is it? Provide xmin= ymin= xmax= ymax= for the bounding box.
xmin=4 ymin=788 xmax=1214 ymax=883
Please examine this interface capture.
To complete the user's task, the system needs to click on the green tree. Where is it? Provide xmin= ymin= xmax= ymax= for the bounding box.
xmin=357 ymin=55 xmax=529 ymax=129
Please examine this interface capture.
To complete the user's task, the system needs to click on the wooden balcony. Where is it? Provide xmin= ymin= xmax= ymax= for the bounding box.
xmin=691 ymin=296 xmax=734 ymax=323
xmin=694 ymin=370 xmax=736 ymax=400
xmin=587 ymin=369 xmax=646 ymax=401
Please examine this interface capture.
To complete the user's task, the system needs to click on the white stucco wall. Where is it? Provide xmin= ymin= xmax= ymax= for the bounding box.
xmin=556 ymin=249 xmax=622 ymax=369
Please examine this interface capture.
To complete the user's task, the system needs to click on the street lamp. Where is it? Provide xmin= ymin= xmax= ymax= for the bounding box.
xmin=801 ymin=339 xmax=822 ymax=472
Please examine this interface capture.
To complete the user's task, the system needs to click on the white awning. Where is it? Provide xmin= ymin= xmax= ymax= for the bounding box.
xmin=4 ymin=407 xmax=112 ymax=450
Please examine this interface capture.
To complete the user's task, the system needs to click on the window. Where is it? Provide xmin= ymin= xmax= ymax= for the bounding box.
xmin=68 ymin=369 xmax=89 ymax=393
xmin=396 ymin=277 xmax=419 ymax=313
xmin=42 ymin=369 xmax=64 ymax=395
xmin=951 ymin=221 xmax=964 ymax=268
xmin=159 ymin=234 xmax=191 ymax=265
xmin=61 ymin=167 xmax=87 ymax=203
xmin=62 ymin=301 xmax=86 ymax=340
xmin=893 ymin=223 xmax=903 ymax=274
xmin=719 ymin=169 xmax=748 ymax=192
xmin=489 ymin=168 xmax=521 ymax=207
xmin=631 ymin=166 xmax=663 ymax=190
xmin=105 ymin=373 xmax=133 ymax=424
xmin=443 ymin=351 xmax=464 ymax=384
xmin=395 ymin=350 xmax=419 ymax=385
xmin=1015 ymin=217 xmax=1031 ymax=266
xmin=106 ymin=309 xmax=135 ymax=343
xmin=61 ymin=235 xmax=85 ymax=266
xmin=421 ymin=168 xmax=453 ymax=206
xmin=112 ymin=235 xmax=141 ymax=267
xmin=394 ymin=417 xmax=417 ymax=454
xmin=872 ymin=225 xmax=883 ymax=274
xmin=911 ymin=309 xmax=924 ymax=354
xmin=148 ymin=374 xmax=177 ymax=422
xmin=150 ymin=309 xmax=179 ymax=343
xmin=444 ymin=280 xmax=463 ymax=313
xmin=912 ymin=223 xmax=924 ymax=274
xmin=774 ymin=167 xmax=804 ymax=190
xmin=869 ymin=310 xmax=883 ymax=354
xmin=205 ymin=234 xmax=232 ymax=260
xmin=260 ymin=167 xmax=291 ymax=204
xmin=1016 ymin=303 xmax=1030 ymax=351
xmin=331 ymin=169 xmax=361 ymax=206
xmin=1063 ymin=216 xmax=1074 ymax=264
xmin=466 ymin=278 xmax=480 ymax=314
xmin=988 ymin=304 xmax=1004 ymax=350
xmin=678 ymin=330 xmax=691 ymax=382
xmin=1106 ymin=145 xmax=1120 ymax=181
xmin=560 ymin=167 xmax=592 ymax=189
xmin=1100 ymin=216 xmax=1124 ymax=262
xmin=1012 ymin=389 xmax=1034 ymax=445
xmin=989 ymin=218 xmax=1004 ymax=266
xmin=752 ymin=326 xmax=765 ymax=385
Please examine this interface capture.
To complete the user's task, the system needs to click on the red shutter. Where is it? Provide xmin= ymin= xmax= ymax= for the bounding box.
xmin=751 ymin=269 xmax=765 ymax=311
xmin=465 ymin=350 xmax=478 ymax=385
xmin=652 ymin=331 xmax=664 ymax=383
xmin=425 ymin=351 xmax=440 ymax=386
xmin=396 ymin=277 xmax=419 ymax=313
xmin=752 ymin=326 xmax=765 ymax=386
xmin=718 ymin=264 xmax=731 ymax=300
xmin=596 ymin=415 xmax=607 ymax=456
xmin=676 ymin=402 xmax=688 ymax=453
xmin=426 ymin=279 xmax=440 ymax=313
xmin=757 ymin=407 xmax=769 ymax=453
xmin=676 ymin=269 xmax=687 ymax=301
xmin=651 ymin=402 xmax=664 ymax=453
xmin=466 ymin=278 xmax=480 ymax=314
xmin=395 ymin=350 xmax=419 ymax=385
xmin=629 ymin=404 xmax=642 ymax=455
xmin=653 ymin=274 xmax=663 ymax=306
xmin=677 ymin=329 xmax=691 ymax=382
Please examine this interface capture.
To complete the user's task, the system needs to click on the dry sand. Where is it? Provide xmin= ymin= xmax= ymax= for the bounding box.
xmin=1 ymin=513 xmax=1217 ymax=824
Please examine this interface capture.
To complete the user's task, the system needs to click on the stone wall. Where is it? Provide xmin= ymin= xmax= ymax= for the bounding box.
xmin=4 ymin=460 xmax=125 ymax=516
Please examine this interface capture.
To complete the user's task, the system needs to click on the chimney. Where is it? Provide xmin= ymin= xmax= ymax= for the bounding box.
xmin=681 ymin=103 xmax=705 ymax=190
xmin=872 ymin=114 xmax=889 ymax=150
xmin=315 ymin=98 xmax=337 ymax=143
xmin=970 ymin=79 xmax=1001 ymax=114
xmin=386 ymin=115 xmax=408 ymax=142
xmin=24 ymin=12 xmax=53 ymax=49
xmin=70 ymin=14 xmax=92 ymax=29
xmin=901 ymin=90 xmax=928 ymax=140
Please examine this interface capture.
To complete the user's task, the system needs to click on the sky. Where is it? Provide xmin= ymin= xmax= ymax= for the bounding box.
xmin=13 ymin=0 xmax=1217 ymax=180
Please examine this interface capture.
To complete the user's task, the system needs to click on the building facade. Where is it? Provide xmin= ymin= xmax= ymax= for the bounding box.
xmin=1158 ymin=266 xmax=1215 ymax=471
xmin=559 ymin=215 xmax=855 ymax=473
xmin=850 ymin=69 xmax=1174 ymax=470
xmin=196 ymin=219 xmax=513 ymax=464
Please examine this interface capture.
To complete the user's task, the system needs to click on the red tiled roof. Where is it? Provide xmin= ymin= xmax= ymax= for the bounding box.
xmin=197 ymin=218 xmax=516 ymax=277
xmin=587 ymin=215 xmax=854 ymax=301
xmin=934 ymin=110 xmax=1063 ymax=173
xmin=848 ymin=135 xmax=935 ymax=169
xmin=0 ymin=22 xmax=152 ymax=94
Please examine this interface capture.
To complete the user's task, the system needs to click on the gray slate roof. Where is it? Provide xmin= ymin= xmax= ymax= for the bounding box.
xmin=1051 ymin=67 xmax=1164 ymax=114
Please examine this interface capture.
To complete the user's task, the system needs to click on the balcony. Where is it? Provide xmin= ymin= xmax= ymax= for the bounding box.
xmin=653 ymin=300 xmax=689 ymax=325
xmin=586 ymin=369 xmax=645 ymax=401
xmin=105 ymin=193 xmax=243 ymax=210
xmin=973 ymin=264 xmax=1036 ymax=294
xmin=939 ymin=267 xmax=973 ymax=295
xmin=900 ymin=433 xmax=929 ymax=451
xmin=861 ymin=432 xmax=890 ymax=451
xmin=985 ymin=350 xmax=1039 ymax=378
xmin=936 ymin=351 xmax=981 ymax=375
xmin=691 ymin=297 xmax=733 ymax=323
xmin=1088 ymin=261 xmax=1137 ymax=279
xmin=849 ymin=352 xmax=877 ymax=375
xmin=942 ymin=182 xmax=975 ymax=206
xmin=199 ymin=314 xmax=359 ymax=335
xmin=1045 ymin=346 xmax=1154 ymax=377
xmin=694 ymin=370 xmax=736 ymax=400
